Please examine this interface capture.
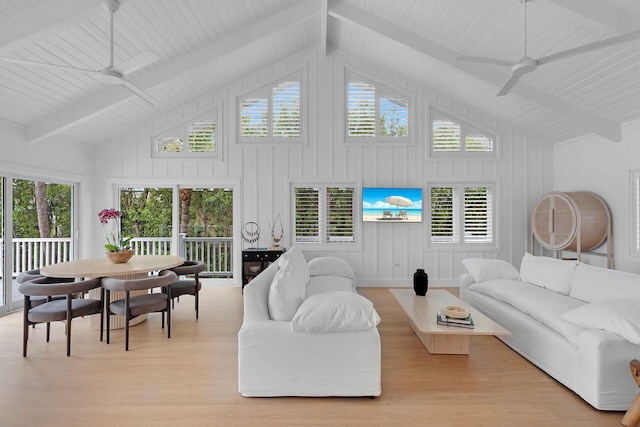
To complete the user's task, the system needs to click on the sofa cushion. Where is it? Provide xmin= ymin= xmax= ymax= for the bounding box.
xmin=560 ymin=298 xmax=640 ymax=344
xmin=268 ymin=258 xmax=306 ymax=321
xmin=519 ymin=253 xmax=578 ymax=295
xmin=291 ymin=291 xmax=380 ymax=333
xmin=569 ymin=263 xmax=640 ymax=302
xmin=306 ymin=275 xmax=354 ymax=297
xmin=469 ymin=279 xmax=585 ymax=345
xmin=461 ymin=258 xmax=520 ymax=283
xmin=279 ymin=246 xmax=310 ymax=285
xmin=308 ymin=256 xmax=354 ymax=279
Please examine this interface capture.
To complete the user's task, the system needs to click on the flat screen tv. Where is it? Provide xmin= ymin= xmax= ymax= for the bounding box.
xmin=362 ymin=187 xmax=422 ymax=223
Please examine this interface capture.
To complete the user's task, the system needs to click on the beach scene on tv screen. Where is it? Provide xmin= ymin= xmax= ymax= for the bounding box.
xmin=362 ymin=188 xmax=422 ymax=222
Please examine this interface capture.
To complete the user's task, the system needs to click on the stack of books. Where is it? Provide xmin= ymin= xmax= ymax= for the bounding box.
xmin=437 ymin=309 xmax=475 ymax=329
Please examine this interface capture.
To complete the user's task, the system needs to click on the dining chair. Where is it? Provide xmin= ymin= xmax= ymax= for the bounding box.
xmin=102 ymin=270 xmax=177 ymax=351
xmin=16 ymin=269 xmax=76 ymax=337
xmin=18 ymin=276 xmax=104 ymax=357
xmin=163 ymin=260 xmax=206 ymax=319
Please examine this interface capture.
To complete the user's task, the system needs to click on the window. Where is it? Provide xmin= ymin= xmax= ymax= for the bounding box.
xmin=153 ymin=110 xmax=219 ymax=158
xmin=293 ymin=184 xmax=356 ymax=246
xmin=238 ymin=73 xmax=302 ymax=142
xmin=431 ymin=109 xmax=495 ymax=157
xmin=632 ymin=169 xmax=640 ymax=258
xmin=428 ymin=183 xmax=495 ymax=246
xmin=346 ymin=71 xmax=410 ymax=143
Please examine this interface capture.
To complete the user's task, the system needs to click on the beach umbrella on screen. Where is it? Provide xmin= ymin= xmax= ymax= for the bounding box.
xmin=385 ymin=195 xmax=412 ymax=214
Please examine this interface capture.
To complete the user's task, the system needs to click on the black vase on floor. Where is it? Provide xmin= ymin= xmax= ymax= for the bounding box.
xmin=413 ymin=269 xmax=428 ymax=296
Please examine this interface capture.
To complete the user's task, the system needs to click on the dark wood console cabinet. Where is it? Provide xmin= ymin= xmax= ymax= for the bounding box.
xmin=242 ymin=248 xmax=286 ymax=289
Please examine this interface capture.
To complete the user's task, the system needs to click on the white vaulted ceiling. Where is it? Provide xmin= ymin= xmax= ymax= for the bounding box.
xmin=1 ymin=0 xmax=639 ymax=145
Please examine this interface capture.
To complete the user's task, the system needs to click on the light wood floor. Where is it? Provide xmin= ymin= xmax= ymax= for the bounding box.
xmin=0 ymin=287 xmax=624 ymax=427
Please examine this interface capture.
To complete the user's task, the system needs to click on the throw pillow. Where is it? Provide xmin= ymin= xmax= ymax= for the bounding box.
xmin=279 ymin=246 xmax=310 ymax=285
xmin=291 ymin=291 xmax=381 ymax=333
xmin=461 ymin=258 xmax=519 ymax=283
xmin=308 ymin=256 xmax=355 ymax=279
xmin=519 ymin=252 xmax=577 ymax=295
xmin=268 ymin=258 xmax=306 ymax=321
xmin=560 ymin=299 xmax=640 ymax=344
xmin=569 ymin=262 xmax=640 ymax=302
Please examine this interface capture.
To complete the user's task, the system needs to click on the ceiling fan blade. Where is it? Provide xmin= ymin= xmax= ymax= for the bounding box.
xmin=113 ymin=51 xmax=159 ymax=76
xmin=1 ymin=57 xmax=97 ymax=74
xmin=121 ymin=79 xmax=158 ymax=106
xmin=496 ymin=73 xmax=522 ymax=97
xmin=455 ymin=54 xmax=516 ymax=67
xmin=537 ymin=28 xmax=640 ymax=65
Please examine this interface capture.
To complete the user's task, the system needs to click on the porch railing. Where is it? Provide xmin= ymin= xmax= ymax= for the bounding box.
xmin=131 ymin=235 xmax=233 ymax=277
xmin=11 ymin=238 xmax=72 ymax=276
xmin=4 ymin=236 xmax=233 ymax=279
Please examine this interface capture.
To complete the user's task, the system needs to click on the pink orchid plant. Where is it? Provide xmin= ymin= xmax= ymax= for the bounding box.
xmin=98 ymin=208 xmax=133 ymax=252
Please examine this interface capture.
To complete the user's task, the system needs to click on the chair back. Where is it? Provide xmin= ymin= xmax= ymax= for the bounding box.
xmin=19 ymin=277 xmax=101 ymax=297
xmin=102 ymin=270 xmax=177 ymax=292
xmin=170 ymin=260 xmax=206 ymax=276
xmin=16 ymin=269 xmax=43 ymax=284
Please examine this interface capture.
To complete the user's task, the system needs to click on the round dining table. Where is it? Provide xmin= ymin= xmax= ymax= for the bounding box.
xmin=41 ymin=255 xmax=184 ymax=329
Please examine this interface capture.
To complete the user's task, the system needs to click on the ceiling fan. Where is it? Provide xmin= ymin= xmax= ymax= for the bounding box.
xmin=1 ymin=0 xmax=159 ymax=105
xmin=455 ymin=0 xmax=640 ymax=96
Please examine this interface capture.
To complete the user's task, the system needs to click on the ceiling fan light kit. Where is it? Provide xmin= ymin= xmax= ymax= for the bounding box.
xmin=456 ymin=0 xmax=640 ymax=97
xmin=1 ymin=0 xmax=158 ymax=105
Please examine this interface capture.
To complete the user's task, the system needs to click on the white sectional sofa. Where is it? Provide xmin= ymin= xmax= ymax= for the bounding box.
xmin=459 ymin=253 xmax=640 ymax=410
xmin=238 ymin=246 xmax=381 ymax=397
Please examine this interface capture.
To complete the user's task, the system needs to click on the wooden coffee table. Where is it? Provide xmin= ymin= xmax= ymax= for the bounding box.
xmin=390 ymin=289 xmax=511 ymax=355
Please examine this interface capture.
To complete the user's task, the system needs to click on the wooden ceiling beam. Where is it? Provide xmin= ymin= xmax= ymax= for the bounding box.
xmin=329 ymin=1 xmax=622 ymax=142
xmin=320 ymin=0 xmax=329 ymax=56
xmin=540 ymin=0 xmax=640 ymax=34
xmin=27 ymin=0 xmax=318 ymax=144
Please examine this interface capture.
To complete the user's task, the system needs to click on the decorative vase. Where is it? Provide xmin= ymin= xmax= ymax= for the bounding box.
xmin=413 ymin=268 xmax=428 ymax=296
xmin=105 ymin=249 xmax=134 ymax=264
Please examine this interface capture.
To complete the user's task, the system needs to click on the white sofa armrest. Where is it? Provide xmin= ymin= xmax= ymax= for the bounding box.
xmin=459 ymin=272 xmax=476 ymax=289
xmin=243 ymin=260 xmax=280 ymax=322
xmin=576 ymin=329 xmax=640 ymax=410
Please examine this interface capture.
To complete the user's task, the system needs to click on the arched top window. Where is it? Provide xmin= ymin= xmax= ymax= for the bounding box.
xmin=238 ymin=71 xmax=303 ymax=143
xmin=345 ymin=70 xmax=411 ymax=144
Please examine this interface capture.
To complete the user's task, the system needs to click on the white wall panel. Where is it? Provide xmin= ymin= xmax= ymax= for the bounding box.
xmin=553 ymin=120 xmax=640 ymax=274
xmin=88 ymin=47 xmax=552 ymax=287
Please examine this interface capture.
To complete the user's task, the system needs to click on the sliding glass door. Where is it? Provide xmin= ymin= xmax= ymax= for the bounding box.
xmin=0 ymin=176 xmax=75 ymax=315
xmin=117 ymin=186 xmax=233 ymax=279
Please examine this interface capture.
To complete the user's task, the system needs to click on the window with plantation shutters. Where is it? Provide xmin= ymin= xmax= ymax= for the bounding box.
xmin=240 ymin=97 xmax=268 ymax=137
xmin=187 ymin=121 xmax=215 ymax=153
xmin=346 ymin=71 xmax=410 ymax=143
xmin=431 ymin=109 xmax=495 ymax=158
xmin=238 ymin=73 xmax=302 ymax=143
xmin=293 ymin=184 xmax=356 ymax=246
xmin=633 ymin=169 xmax=640 ymax=258
xmin=153 ymin=110 xmax=219 ymax=158
xmin=347 ymin=82 xmax=376 ymax=137
xmin=273 ymin=81 xmax=300 ymax=137
xmin=294 ymin=187 xmax=320 ymax=243
xmin=428 ymin=183 xmax=495 ymax=246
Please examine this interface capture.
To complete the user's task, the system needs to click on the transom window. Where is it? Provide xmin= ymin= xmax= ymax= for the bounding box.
xmin=238 ymin=73 xmax=302 ymax=142
xmin=428 ymin=183 xmax=495 ymax=247
xmin=292 ymin=184 xmax=356 ymax=247
xmin=153 ymin=110 xmax=219 ymax=158
xmin=431 ymin=109 xmax=495 ymax=157
xmin=346 ymin=71 xmax=410 ymax=143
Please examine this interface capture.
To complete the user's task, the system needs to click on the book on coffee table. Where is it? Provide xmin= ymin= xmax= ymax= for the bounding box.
xmin=437 ymin=310 xmax=475 ymax=329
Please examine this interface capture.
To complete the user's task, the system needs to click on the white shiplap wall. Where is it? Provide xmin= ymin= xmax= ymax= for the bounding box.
xmin=92 ymin=47 xmax=553 ymax=287
xmin=553 ymin=120 xmax=640 ymax=274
